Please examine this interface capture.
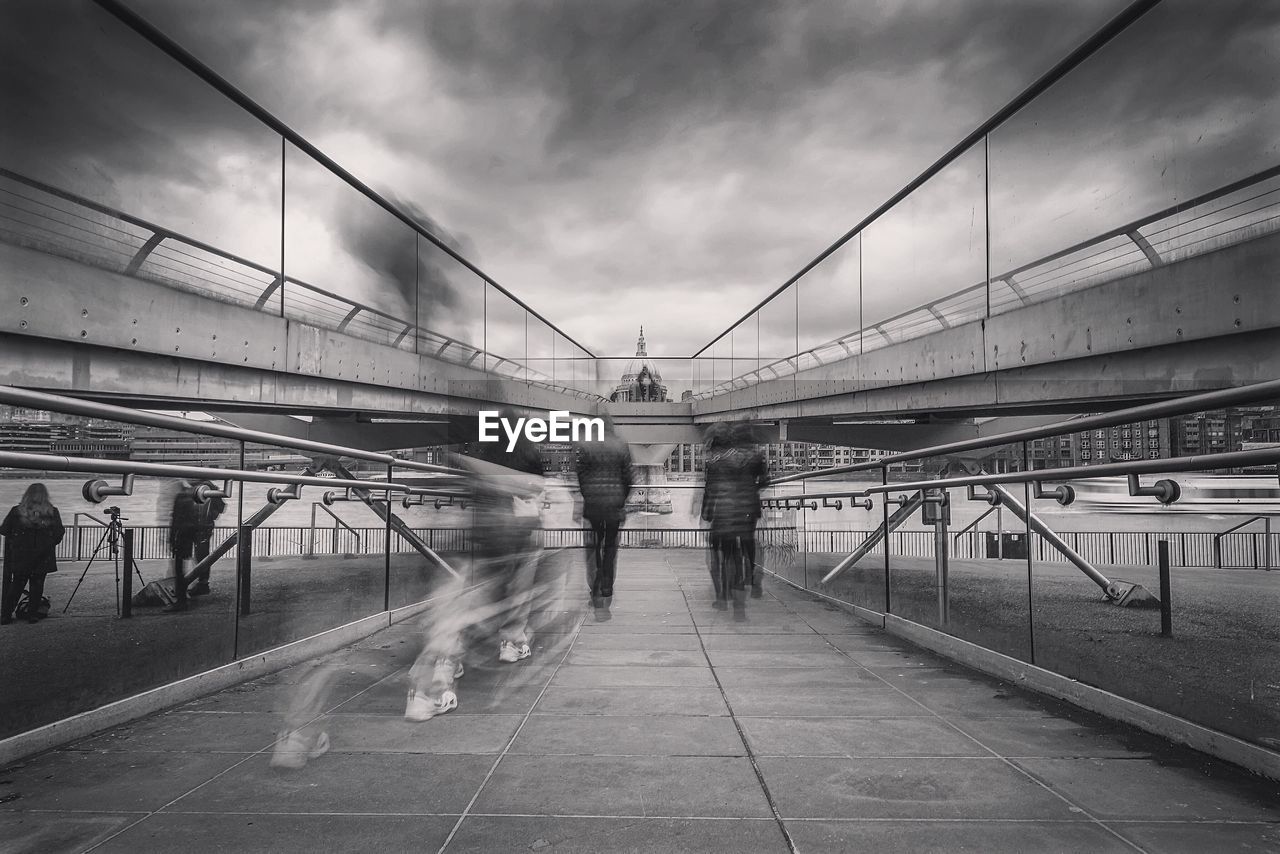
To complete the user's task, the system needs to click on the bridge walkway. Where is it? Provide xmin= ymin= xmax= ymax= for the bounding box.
xmin=3 ymin=552 xmax=1277 ymax=853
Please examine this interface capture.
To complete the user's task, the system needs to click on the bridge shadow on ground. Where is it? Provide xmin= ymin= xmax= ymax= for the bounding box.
xmin=2 ymin=552 xmax=1278 ymax=853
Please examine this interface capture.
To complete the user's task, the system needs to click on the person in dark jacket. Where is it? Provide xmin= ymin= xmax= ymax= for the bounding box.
xmin=188 ymin=481 xmax=225 ymax=597
xmin=166 ymin=482 xmax=200 ymax=612
xmin=1 ymin=483 xmax=65 ymax=624
xmin=575 ymin=412 xmax=633 ymax=606
xmin=701 ymin=422 xmax=769 ymax=611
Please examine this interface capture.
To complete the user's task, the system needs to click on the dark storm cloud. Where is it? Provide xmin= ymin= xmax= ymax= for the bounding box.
xmin=372 ymin=0 xmax=1129 ymax=162
xmin=333 ymin=189 xmax=471 ymax=321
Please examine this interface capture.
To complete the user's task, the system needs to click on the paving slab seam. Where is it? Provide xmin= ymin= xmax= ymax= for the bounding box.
xmin=765 ymin=586 xmax=1151 ymax=854
xmin=435 ymin=610 xmax=589 ymax=854
xmin=77 ymin=645 xmax=424 ymax=854
xmin=675 ymin=560 xmax=798 ymax=854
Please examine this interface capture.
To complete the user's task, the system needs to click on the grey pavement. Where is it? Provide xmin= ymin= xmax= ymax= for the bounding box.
xmin=2 ymin=551 xmax=1278 ymax=853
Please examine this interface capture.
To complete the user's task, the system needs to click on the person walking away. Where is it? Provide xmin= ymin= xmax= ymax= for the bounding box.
xmin=575 ymin=412 xmax=633 ymax=608
xmin=731 ymin=422 xmax=770 ymax=598
xmin=1 ymin=483 xmax=65 ymax=624
xmin=188 ymin=481 xmax=225 ymax=597
xmin=700 ymin=424 xmax=736 ymax=610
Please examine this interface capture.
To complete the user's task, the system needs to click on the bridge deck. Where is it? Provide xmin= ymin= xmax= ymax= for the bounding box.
xmin=3 ymin=552 xmax=1277 ymax=853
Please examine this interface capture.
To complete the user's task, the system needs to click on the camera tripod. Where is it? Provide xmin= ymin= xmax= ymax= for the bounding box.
xmin=64 ymin=507 xmax=147 ymax=616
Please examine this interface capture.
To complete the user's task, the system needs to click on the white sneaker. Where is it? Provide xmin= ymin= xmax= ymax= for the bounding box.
xmin=500 ymin=640 xmax=532 ymax=662
xmin=405 ymin=688 xmax=457 ymax=722
xmin=270 ymin=729 xmax=330 ymax=769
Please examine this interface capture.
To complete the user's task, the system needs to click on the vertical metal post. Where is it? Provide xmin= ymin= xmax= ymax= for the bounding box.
xmin=881 ymin=466 xmax=891 ymax=614
xmin=279 ymin=136 xmax=286 ymax=319
xmin=121 ymin=529 xmax=133 ymax=619
xmin=233 ymin=442 xmax=244 ymax=655
xmin=384 ymin=463 xmax=393 ymax=612
xmin=984 ymin=132 xmax=991 ymax=319
xmin=238 ymin=523 xmax=252 ymax=616
xmin=308 ymin=502 xmax=317 ymax=556
xmin=1022 ymin=441 xmax=1036 ymax=665
xmin=1158 ymin=540 xmax=1172 ymax=637
xmin=1266 ymin=517 xmax=1273 ymax=571
xmin=933 ymin=508 xmax=949 ymax=626
xmin=996 ymin=503 xmax=1004 ymax=559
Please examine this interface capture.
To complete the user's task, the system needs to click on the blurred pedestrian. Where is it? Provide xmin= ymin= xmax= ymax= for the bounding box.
xmin=731 ymin=421 xmax=769 ymax=598
xmin=575 ymin=412 xmax=633 ymax=608
xmin=701 ymin=421 xmax=769 ymax=612
xmin=1 ymin=483 xmax=65 ymax=624
xmin=405 ymin=409 xmax=547 ymax=722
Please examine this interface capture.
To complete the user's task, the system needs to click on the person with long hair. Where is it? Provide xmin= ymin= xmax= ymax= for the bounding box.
xmin=0 ymin=483 xmax=65 ymax=624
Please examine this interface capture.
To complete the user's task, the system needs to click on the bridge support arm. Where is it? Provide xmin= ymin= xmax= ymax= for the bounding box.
xmin=821 ymin=490 xmax=924 ymax=584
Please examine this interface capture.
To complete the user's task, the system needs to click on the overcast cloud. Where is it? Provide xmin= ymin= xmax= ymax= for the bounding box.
xmin=3 ymin=0 xmax=1277 ymax=371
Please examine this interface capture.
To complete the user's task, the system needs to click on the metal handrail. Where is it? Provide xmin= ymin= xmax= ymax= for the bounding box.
xmin=0 ymin=169 xmax=604 ymax=401
xmin=89 ymin=0 xmax=595 ymax=359
xmin=694 ymin=162 xmax=1280 ymax=395
xmin=861 ymin=448 xmax=1280 ymax=496
xmin=692 ymin=0 xmax=1162 ymax=357
xmin=1212 ymin=515 xmax=1274 ymax=571
xmin=0 ymin=450 xmax=439 ymax=495
xmin=0 ymin=385 xmax=465 ymax=476
xmin=769 ymin=376 xmax=1280 ymax=484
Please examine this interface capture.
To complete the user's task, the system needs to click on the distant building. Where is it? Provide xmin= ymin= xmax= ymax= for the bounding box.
xmin=610 ymin=328 xmax=668 ymax=403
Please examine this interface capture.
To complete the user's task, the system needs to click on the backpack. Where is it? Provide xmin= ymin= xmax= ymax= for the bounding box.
xmin=15 ymin=593 xmax=51 ymax=619
xmin=131 ymin=578 xmax=179 ymax=607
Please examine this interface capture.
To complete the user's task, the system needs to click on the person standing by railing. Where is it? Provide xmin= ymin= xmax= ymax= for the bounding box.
xmin=188 ymin=480 xmax=225 ymax=597
xmin=702 ymin=422 xmax=769 ymax=614
xmin=575 ymin=412 xmax=633 ymax=610
xmin=1 ymin=483 xmax=65 ymax=624
xmin=164 ymin=482 xmax=198 ymax=612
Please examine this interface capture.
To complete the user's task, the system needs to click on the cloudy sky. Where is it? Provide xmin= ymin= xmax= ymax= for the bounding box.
xmin=3 ymin=0 xmax=1277 ymax=370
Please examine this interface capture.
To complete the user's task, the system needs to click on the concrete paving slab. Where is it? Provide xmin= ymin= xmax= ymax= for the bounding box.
xmin=569 ymin=632 xmax=704 ymax=651
xmin=189 ymin=753 xmax=492 ymax=814
xmin=703 ymin=648 xmax=861 ymax=669
xmin=696 ymin=621 xmax=821 ymax=634
xmin=94 ymin=813 xmax=458 ymax=853
xmin=534 ymin=686 xmax=729 ymax=717
xmin=576 ymin=622 xmax=695 ymax=634
xmin=299 ymin=713 xmax=523 ymax=754
xmin=738 ymin=716 xmax=987 ymax=758
xmin=550 ymin=665 xmax=716 ymax=689
xmin=1013 ymin=758 xmax=1280 ymax=821
xmin=697 ymin=633 xmax=836 ymax=651
xmin=330 ymin=680 xmax=546 ymax=716
xmin=1107 ymin=821 xmax=1280 ymax=852
xmin=510 ymin=714 xmax=744 ymax=757
xmin=758 ymin=756 xmax=1084 ymax=820
xmin=875 ymin=670 xmax=1065 ymax=717
xmin=839 ymin=648 xmax=957 ymax=667
xmin=565 ymin=648 xmax=708 ymax=667
xmin=444 ymin=816 xmax=789 ymax=853
xmin=950 ymin=715 xmax=1167 ymax=759
xmin=785 ymin=819 xmax=1132 ymax=853
xmin=712 ymin=666 xmax=880 ymax=689
xmin=0 ymin=812 xmax=140 ymax=853
xmin=65 ymin=710 xmax=280 ymax=753
xmin=0 ymin=749 xmax=245 ymax=812
xmin=721 ymin=683 xmax=931 ymax=717
xmin=472 ymin=755 xmax=773 ymax=817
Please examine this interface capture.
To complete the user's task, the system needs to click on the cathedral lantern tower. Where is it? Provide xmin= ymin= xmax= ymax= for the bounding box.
xmin=610 ymin=327 xmax=669 ymax=403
